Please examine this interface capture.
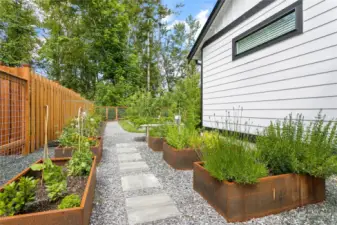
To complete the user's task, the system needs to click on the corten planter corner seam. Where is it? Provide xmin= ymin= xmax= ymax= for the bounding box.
xmin=0 ymin=157 xmax=97 ymax=225
xmin=148 ymin=136 xmax=164 ymax=152
xmin=193 ymin=161 xmax=326 ymax=223
xmin=163 ymin=141 xmax=200 ymax=170
xmin=54 ymin=137 xmax=103 ymax=163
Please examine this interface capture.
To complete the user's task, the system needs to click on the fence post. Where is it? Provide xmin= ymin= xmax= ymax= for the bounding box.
xmin=115 ymin=107 xmax=118 ymax=121
xmin=22 ymin=64 xmax=30 ymax=155
xmin=106 ymin=107 xmax=108 ymax=121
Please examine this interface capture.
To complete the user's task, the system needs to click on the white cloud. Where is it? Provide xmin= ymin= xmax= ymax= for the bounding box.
xmin=195 ymin=9 xmax=209 ymax=36
xmin=162 ymin=14 xmax=175 ymax=23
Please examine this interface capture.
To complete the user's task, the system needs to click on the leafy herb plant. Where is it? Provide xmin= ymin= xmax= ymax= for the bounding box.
xmin=257 ymin=112 xmax=337 ymax=178
xmin=0 ymin=177 xmax=38 ymax=216
xmin=67 ymin=145 xmax=93 ymax=176
xmin=201 ymin=131 xmax=268 ymax=184
xmin=58 ymin=194 xmax=81 ymax=209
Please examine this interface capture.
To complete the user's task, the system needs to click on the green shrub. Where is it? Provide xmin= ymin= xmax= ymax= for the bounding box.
xmin=58 ymin=125 xmax=79 ymax=148
xmin=298 ymin=113 xmax=337 ymax=177
xmin=67 ymin=148 xmax=93 ymax=176
xmin=257 ymin=112 xmax=337 ymax=178
xmin=149 ymin=125 xmax=168 ymax=138
xmin=166 ymin=125 xmax=191 ymax=149
xmin=0 ymin=177 xmax=38 ymax=216
xmin=43 ymin=159 xmax=68 ymax=201
xmin=256 ymin=114 xmax=302 ymax=175
xmin=58 ymin=194 xmax=81 ymax=209
xmin=201 ymin=131 xmax=268 ymax=184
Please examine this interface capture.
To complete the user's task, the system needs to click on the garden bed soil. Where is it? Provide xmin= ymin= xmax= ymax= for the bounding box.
xmin=162 ymin=142 xmax=199 ymax=170
xmin=148 ymin=136 xmax=164 ymax=152
xmin=0 ymin=157 xmax=97 ymax=225
xmin=54 ymin=137 xmax=103 ymax=163
xmin=193 ymin=161 xmax=326 ymax=223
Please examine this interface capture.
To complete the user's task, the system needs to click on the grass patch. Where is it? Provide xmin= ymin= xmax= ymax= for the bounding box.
xmin=119 ymin=120 xmax=145 ymax=133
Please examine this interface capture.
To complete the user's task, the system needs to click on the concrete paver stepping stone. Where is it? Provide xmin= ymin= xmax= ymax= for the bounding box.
xmin=125 ymin=193 xmax=180 ymax=225
xmin=116 ymin=147 xmax=138 ymax=154
xmin=118 ymin=153 xmax=142 ymax=162
xmin=121 ymin=174 xmax=161 ymax=191
xmin=119 ymin=161 xmax=149 ymax=172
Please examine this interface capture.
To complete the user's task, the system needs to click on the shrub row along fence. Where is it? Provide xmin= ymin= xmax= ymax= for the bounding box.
xmin=0 ymin=64 xmax=93 ymax=158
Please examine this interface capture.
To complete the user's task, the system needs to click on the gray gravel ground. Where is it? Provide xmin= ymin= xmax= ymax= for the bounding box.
xmin=0 ymin=148 xmax=55 ymax=186
xmin=91 ymin=121 xmax=337 ymax=225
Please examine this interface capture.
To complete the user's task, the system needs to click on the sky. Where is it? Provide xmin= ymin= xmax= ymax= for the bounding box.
xmin=162 ymin=0 xmax=217 ymax=34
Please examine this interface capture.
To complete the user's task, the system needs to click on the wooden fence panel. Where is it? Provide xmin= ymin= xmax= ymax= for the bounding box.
xmin=0 ymin=64 xmax=93 ymax=155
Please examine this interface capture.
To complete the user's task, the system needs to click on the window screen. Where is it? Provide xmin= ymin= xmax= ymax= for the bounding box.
xmin=236 ymin=11 xmax=296 ymax=55
xmin=232 ymin=1 xmax=303 ymax=60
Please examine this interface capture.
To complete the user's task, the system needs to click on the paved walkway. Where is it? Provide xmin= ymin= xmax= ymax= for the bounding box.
xmin=90 ymin=122 xmax=337 ymax=225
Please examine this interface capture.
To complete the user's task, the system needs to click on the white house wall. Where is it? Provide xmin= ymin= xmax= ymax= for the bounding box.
xmin=202 ymin=0 xmax=337 ymax=134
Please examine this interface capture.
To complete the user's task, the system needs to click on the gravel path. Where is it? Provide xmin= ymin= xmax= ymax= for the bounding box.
xmin=91 ymin=121 xmax=337 ymax=225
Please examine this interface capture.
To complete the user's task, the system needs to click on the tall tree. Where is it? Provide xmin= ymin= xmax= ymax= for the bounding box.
xmin=159 ymin=15 xmax=200 ymax=91
xmin=0 ymin=0 xmax=37 ymax=66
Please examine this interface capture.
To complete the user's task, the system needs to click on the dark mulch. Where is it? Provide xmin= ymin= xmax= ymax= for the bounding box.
xmin=22 ymin=175 xmax=88 ymax=214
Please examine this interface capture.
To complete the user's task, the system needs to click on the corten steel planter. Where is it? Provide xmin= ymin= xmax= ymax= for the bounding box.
xmin=148 ymin=136 xmax=164 ymax=152
xmin=54 ymin=137 xmax=103 ymax=163
xmin=0 ymin=157 xmax=97 ymax=225
xmin=193 ymin=162 xmax=326 ymax=222
xmin=163 ymin=142 xmax=200 ymax=170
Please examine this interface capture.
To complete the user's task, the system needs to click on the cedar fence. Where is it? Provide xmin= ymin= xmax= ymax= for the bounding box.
xmin=0 ymin=64 xmax=93 ymax=156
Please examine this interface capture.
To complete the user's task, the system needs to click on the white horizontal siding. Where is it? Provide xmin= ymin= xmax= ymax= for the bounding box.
xmin=202 ymin=0 xmax=337 ymax=133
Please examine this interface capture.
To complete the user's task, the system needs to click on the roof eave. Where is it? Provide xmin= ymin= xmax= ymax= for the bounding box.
xmin=187 ymin=0 xmax=227 ymax=61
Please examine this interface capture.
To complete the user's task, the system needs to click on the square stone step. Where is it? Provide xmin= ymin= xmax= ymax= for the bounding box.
xmin=119 ymin=161 xmax=149 ymax=172
xmin=121 ymin=174 xmax=161 ymax=191
xmin=118 ymin=153 xmax=142 ymax=162
xmin=125 ymin=193 xmax=180 ymax=225
xmin=116 ymin=147 xmax=138 ymax=154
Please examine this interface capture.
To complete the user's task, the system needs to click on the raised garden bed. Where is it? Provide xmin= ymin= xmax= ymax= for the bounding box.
xmin=148 ymin=136 xmax=164 ymax=152
xmin=0 ymin=157 xmax=97 ymax=225
xmin=54 ymin=137 xmax=103 ymax=163
xmin=163 ymin=141 xmax=199 ymax=170
xmin=193 ymin=161 xmax=326 ymax=222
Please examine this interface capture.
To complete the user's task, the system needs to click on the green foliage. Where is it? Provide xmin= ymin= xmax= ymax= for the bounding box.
xmin=119 ymin=120 xmax=145 ymax=133
xmin=160 ymin=15 xmax=200 ymax=91
xmin=42 ymin=159 xmax=67 ymax=201
xmin=166 ymin=125 xmax=192 ymax=149
xmin=257 ymin=112 xmax=337 ymax=178
xmin=149 ymin=125 xmax=168 ymax=138
xmin=58 ymin=125 xmax=79 ymax=148
xmin=256 ymin=114 xmax=302 ymax=175
xmin=0 ymin=0 xmax=37 ymax=66
xmin=58 ymin=194 xmax=81 ymax=209
xmin=67 ymin=149 xmax=93 ymax=177
xmin=31 ymin=159 xmax=67 ymax=201
xmin=46 ymin=181 xmax=67 ymax=202
xmin=0 ymin=177 xmax=38 ymax=216
xmin=201 ymin=132 xmax=268 ymax=184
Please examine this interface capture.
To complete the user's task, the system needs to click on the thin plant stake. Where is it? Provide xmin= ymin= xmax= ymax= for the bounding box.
xmin=78 ymin=107 xmax=82 ymax=152
xmin=43 ymin=105 xmax=49 ymax=161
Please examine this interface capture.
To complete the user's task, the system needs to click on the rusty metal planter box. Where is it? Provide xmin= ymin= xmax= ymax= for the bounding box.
xmin=0 ymin=157 xmax=97 ymax=225
xmin=54 ymin=137 xmax=103 ymax=163
xmin=193 ymin=162 xmax=325 ymax=222
xmin=163 ymin=142 xmax=200 ymax=170
xmin=148 ymin=136 xmax=164 ymax=152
